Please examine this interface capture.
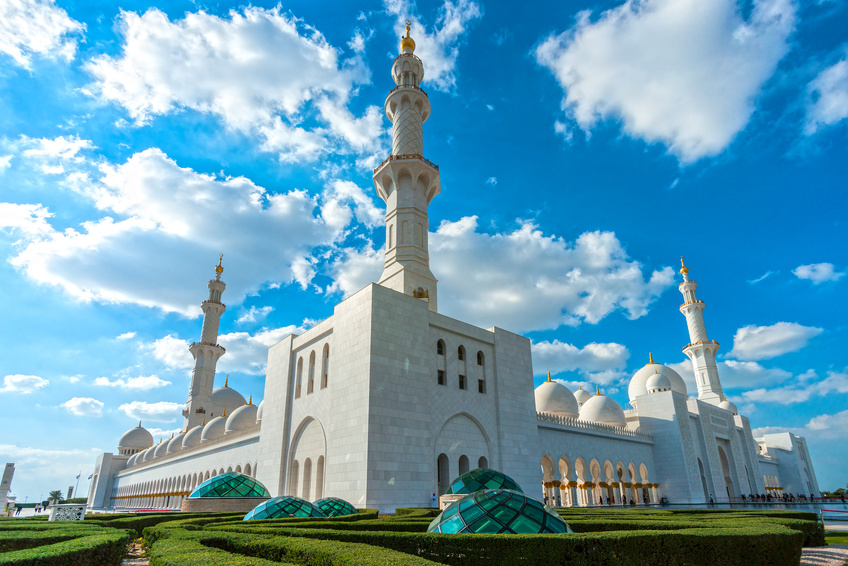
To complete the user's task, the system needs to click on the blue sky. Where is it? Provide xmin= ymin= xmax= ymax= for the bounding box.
xmin=0 ymin=0 xmax=846 ymax=502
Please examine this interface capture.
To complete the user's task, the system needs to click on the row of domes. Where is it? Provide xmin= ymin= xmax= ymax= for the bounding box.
xmin=535 ymin=377 xmax=628 ymax=427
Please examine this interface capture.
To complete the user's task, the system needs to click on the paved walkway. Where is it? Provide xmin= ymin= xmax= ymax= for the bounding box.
xmin=801 ymin=545 xmax=848 ymax=566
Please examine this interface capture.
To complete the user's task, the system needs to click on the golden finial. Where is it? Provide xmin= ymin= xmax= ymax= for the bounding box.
xmin=595 ymin=385 xmax=601 ymax=396
xmin=170 ymin=432 xmax=174 ymax=439
xmin=215 ymin=254 xmax=224 ymax=274
xmin=137 ymin=421 xmax=142 ymax=428
xmin=400 ymin=19 xmax=416 ymax=53
xmin=224 ymin=376 xmax=228 ymax=387
xmin=649 ymin=352 xmax=654 ymax=364
xmin=547 ymin=371 xmax=552 ymax=382
xmin=222 ymin=407 xmax=227 ymax=417
xmin=248 ymin=395 xmax=253 ymax=405
xmin=680 ymin=256 xmax=689 ymax=275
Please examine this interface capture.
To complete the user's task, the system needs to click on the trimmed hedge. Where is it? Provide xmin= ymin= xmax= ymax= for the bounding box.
xmin=0 ymin=521 xmax=132 ymax=566
xmin=85 ymin=512 xmax=244 ymax=537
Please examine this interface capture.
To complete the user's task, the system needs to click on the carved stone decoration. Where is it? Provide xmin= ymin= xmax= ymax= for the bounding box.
xmin=48 ymin=504 xmax=86 ymax=521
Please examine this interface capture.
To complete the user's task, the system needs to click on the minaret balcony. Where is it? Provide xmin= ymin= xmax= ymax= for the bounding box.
xmin=388 ymin=84 xmax=428 ymax=97
xmin=682 ymin=340 xmax=719 ymax=351
xmin=189 ymin=341 xmax=226 ymax=353
xmin=374 ymin=153 xmax=439 ymax=174
xmin=679 ymin=300 xmax=705 ymax=308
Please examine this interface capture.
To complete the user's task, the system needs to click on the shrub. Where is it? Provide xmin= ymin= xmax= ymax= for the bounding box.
xmin=0 ymin=528 xmax=131 ymax=566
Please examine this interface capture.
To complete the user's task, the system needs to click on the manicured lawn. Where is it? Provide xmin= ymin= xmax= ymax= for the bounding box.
xmin=826 ymin=533 xmax=848 ymax=545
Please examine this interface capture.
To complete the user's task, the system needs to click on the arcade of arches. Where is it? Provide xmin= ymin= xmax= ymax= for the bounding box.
xmin=541 ymin=455 xmax=659 ymax=506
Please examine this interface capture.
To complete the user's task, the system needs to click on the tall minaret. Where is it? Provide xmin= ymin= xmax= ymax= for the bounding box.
xmin=183 ymin=255 xmax=227 ymax=429
xmin=373 ymin=20 xmax=441 ymax=312
xmin=678 ymin=257 xmax=723 ymax=404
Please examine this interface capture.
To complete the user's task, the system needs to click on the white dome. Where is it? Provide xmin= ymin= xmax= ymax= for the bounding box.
xmin=646 ymin=371 xmax=672 ymax=394
xmin=534 ymin=378 xmax=579 ymax=418
xmin=201 ymin=415 xmax=227 ymax=442
xmin=127 ymin=453 xmax=139 ymax=467
xmin=152 ymin=440 xmax=168 ymax=459
xmin=574 ymin=387 xmax=592 ymax=406
xmin=210 ymin=381 xmax=246 ymax=418
xmin=256 ymin=400 xmax=264 ymax=422
xmin=118 ymin=424 xmax=153 ymax=453
xmin=719 ymin=399 xmax=738 ymax=415
xmin=579 ymin=391 xmax=626 ymax=427
xmin=225 ymin=403 xmax=259 ymax=434
xmin=167 ymin=432 xmax=186 ymax=455
xmin=141 ymin=445 xmax=155 ymax=462
xmin=629 ymin=359 xmax=687 ymax=405
xmin=182 ymin=424 xmax=204 ymax=449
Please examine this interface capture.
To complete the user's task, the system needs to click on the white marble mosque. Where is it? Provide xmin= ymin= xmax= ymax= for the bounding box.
xmin=87 ymin=25 xmax=819 ymax=514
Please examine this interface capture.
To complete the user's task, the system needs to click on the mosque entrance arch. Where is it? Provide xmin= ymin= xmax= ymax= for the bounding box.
xmin=289 ymin=417 xmax=327 ymax=500
xmin=717 ymin=446 xmax=734 ymax=500
xmin=434 ymin=413 xmax=490 ymax=495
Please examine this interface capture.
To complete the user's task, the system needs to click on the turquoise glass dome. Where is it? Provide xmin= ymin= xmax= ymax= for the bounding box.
xmin=189 ymin=472 xmax=269 ymax=498
xmin=244 ymin=496 xmax=327 ymax=520
xmin=314 ymin=497 xmax=358 ymax=517
xmin=428 ymin=489 xmax=570 ymax=534
xmin=445 ymin=468 xmax=523 ymax=495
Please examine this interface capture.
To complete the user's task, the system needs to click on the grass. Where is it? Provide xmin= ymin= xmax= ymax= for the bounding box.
xmin=826 ymin=532 xmax=848 ymax=545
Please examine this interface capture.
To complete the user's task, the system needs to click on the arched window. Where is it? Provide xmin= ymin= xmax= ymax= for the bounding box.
xmin=477 ymin=351 xmax=484 ymax=365
xmin=477 ymin=351 xmax=486 ymax=393
xmin=308 ymin=351 xmax=316 ymax=394
xmin=458 ymin=346 xmax=466 ymax=390
xmin=295 ymin=357 xmax=303 ymax=399
xmin=437 ymin=340 xmax=445 ymax=355
xmin=459 ymin=455 xmax=470 ymax=475
xmin=316 ymin=456 xmax=325 ymax=500
xmin=437 ymin=453 xmax=449 ymax=496
xmin=321 ymin=344 xmax=329 ymax=389
xmin=303 ymin=458 xmax=312 ymax=500
xmin=478 ymin=456 xmax=488 ymax=469
xmin=290 ymin=460 xmax=299 ymax=497
xmin=457 ymin=346 xmax=465 ymax=361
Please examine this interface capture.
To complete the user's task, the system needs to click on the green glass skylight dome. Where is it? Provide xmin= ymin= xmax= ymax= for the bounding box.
xmin=189 ymin=472 xmax=269 ymax=498
xmin=243 ymin=496 xmax=327 ymax=520
xmin=314 ymin=497 xmax=358 ymax=517
xmin=428 ymin=489 xmax=571 ymax=534
xmin=445 ymin=468 xmax=522 ymax=495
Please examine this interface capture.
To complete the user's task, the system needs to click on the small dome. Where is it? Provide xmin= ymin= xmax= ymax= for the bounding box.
xmin=201 ymin=415 xmax=227 ymax=443
xmin=210 ymin=380 xmax=246 ymax=418
xmin=182 ymin=424 xmax=204 ymax=449
xmin=428 ymin=489 xmax=571 ymax=534
xmin=256 ymin=400 xmax=264 ymax=422
xmin=719 ymin=399 xmax=738 ymax=415
xmin=244 ymin=496 xmax=327 ymax=520
xmin=141 ymin=445 xmax=155 ymax=462
xmin=225 ymin=402 xmax=258 ymax=434
xmin=118 ymin=423 xmax=153 ymax=453
xmin=152 ymin=440 xmax=168 ymax=459
xmin=445 ymin=468 xmax=522 ymax=495
xmin=646 ymin=371 xmax=672 ymax=394
xmin=629 ymin=357 xmax=687 ymax=405
xmin=189 ymin=472 xmax=269 ymax=498
xmin=314 ymin=497 xmax=358 ymax=517
xmin=534 ymin=378 xmax=579 ymax=418
xmin=579 ymin=390 xmax=626 ymax=427
xmin=126 ymin=453 xmax=139 ymax=467
xmin=167 ymin=431 xmax=186 ymax=455
xmin=574 ymin=387 xmax=592 ymax=407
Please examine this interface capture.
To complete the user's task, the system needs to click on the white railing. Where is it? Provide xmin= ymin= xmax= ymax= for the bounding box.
xmin=537 ymin=412 xmax=653 ymax=441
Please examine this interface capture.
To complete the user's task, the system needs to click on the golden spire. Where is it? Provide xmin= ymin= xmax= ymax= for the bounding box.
xmin=215 ymin=254 xmax=224 ymax=275
xmin=649 ymin=352 xmax=654 ymax=364
xmin=547 ymin=371 xmax=552 ymax=382
xmin=222 ymin=407 xmax=227 ymax=417
xmin=224 ymin=376 xmax=228 ymax=387
xmin=248 ymin=395 xmax=253 ymax=405
xmin=680 ymin=256 xmax=689 ymax=275
xmin=595 ymin=385 xmax=601 ymax=396
xmin=170 ymin=432 xmax=174 ymax=439
xmin=400 ymin=19 xmax=416 ymax=53
xmin=137 ymin=421 xmax=142 ymax=428
xmin=201 ymin=417 xmax=206 ymax=426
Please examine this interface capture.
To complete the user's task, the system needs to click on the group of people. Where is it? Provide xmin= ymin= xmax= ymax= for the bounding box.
xmin=541 ymin=493 xmax=649 ymax=507
xmin=740 ymin=492 xmax=818 ymax=503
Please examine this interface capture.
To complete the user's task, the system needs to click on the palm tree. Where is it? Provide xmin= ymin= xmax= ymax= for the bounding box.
xmin=48 ymin=490 xmax=63 ymax=504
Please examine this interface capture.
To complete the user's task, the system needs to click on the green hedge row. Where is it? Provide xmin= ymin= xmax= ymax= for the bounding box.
xmin=0 ymin=521 xmax=132 ymax=566
xmin=85 ymin=512 xmax=244 ymax=537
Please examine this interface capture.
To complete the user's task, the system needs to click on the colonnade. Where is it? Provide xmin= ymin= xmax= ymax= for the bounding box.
xmin=541 ymin=455 xmax=660 ymax=506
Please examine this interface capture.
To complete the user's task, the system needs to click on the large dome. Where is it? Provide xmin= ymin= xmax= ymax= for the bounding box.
xmin=189 ymin=472 xmax=269 ymax=498
xmin=534 ymin=377 xmax=579 ymax=418
xmin=579 ymin=390 xmax=626 ymax=428
xmin=243 ymin=496 xmax=327 ymax=520
xmin=210 ymin=380 xmax=246 ymax=418
xmin=445 ymin=468 xmax=522 ymax=495
xmin=201 ymin=415 xmax=227 ymax=443
xmin=118 ymin=423 xmax=153 ymax=453
xmin=314 ymin=497 xmax=358 ymax=517
xmin=629 ymin=357 xmax=687 ymax=405
xmin=427 ymin=489 xmax=570 ymax=534
xmin=182 ymin=424 xmax=204 ymax=449
xmin=225 ymin=402 xmax=258 ymax=434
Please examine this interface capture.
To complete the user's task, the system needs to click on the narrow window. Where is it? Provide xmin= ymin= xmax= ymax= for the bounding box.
xmin=459 ymin=375 xmax=466 ymax=389
xmin=437 ymin=340 xmax=445 ymax=355
xmin=295 ymin=358 xmax=303 ymax=399
xmin=438 ymin=370 xmax=446 ymax=385
xmin=457 ymin=346 xmax=465 ymax=361
xmin=477 ymin=351 xmax=484 ymax=366
xmin=321 ymin=344 xmax=329 ymax=389
xmin=478 ymin=379 xmax=485 ymax=394
xmin=307 ymin=351 xmax=315 ymax=394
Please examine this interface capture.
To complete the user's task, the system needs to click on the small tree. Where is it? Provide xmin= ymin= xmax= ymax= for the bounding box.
xmin=48 ymin=490 xmax=63 ymax=504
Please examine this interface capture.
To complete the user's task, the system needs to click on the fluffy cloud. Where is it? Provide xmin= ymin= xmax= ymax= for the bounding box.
xmin=532 ymin=340 xmax=630 ymax=377
xmin=0 ymin=203 xmax=54 ymax=237
xmin=146 ymin=427 xmax=183 ymax=440
xmin=61 ymin=397 xmax=104 ymax=417
xmin=667 ymin=359 xmax=795 ymax=393
xmin=85 ymin=7 xmax=382 ymax=162
xmin=792 ymin=263 xmax=845 ymax=284
xmin=94 ymin=375 xmax=171 ymax=390
xmin=0 ymin=444 xmax=101 ymax=502
xmin=0 ymin=0 xmax=84 ymax=69
xmin=115 ymin=331 xmax=136 ymax=340
xmin=729 ymin=322 xmax=823 ymax=361
xmin=739 ymin=371 xmax=848 ymax=405
xmin=754 ymin=409 xmax=848 ymax=441
xmin=118 ymin=401 xmax=182 ymax=423
xmin=385 ymin=0 xmax=482 ymax=91
xmin=0 ymin=155 xmax=12 ymax=171
xmin=236 ymin=306 xmax=274 ymax=325
xmin=0 ymin=374 xmax=49 ymax=393
xmin=9 ymin=146 xmax=378 ymax=315
xmin=535 ymin=0 xmax=795 ymax=162
xmin=329 ymin=217 xmax=674 ymax=332
xmin=806 ymin=56 xmax=848 ymax=134
xmin=150 ymin=335 xmax=193 ymax=370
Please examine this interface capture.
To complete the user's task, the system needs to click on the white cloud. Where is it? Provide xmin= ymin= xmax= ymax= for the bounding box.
xmin=236 ymin=306 xmax=274 ymax=324
xmin=806 ymin=56 xmax=848 ymax=134
xmin=0 ymin=203 xmax=54 ymax=237
xmin=385 ymin=0 xmax=483 ymax=92
xmin=146 ymin=427 xmax=182 ymax=440
xmin=150 ymin=335 xmax=192 ymax=370
xmin=729 ymin=322 xmax=824 ymax=361
xmin=118 ymin=401 xmax=182 ymax=423
xmin=667 ymin=358 xmax=795 ymax=393
xmin=94 ymin=375 xmax=171 ymax=390
xmin=9 ymin=147 xmax=376 ymax=315
xmin=85 ymin=7 xmax=381 ymax=162
xmin=329 ymin=218 xmax=674 ymax=331
xmin=535 ymin=0 xmax=795 ymax=162
xmin=0 ymin=0 xmax=84 ymax=69
xmin=0 ymin=444 xmax=101 ymax=501
xmin=61 ymin=397 xmax=104 ymax=417
xmin=754 ymin=410 xmax=848 ymax=441
xmin=115 ymin=331 xmax=136 ymax=340
xmin=0 ymin=155 xmax=12 ymax=171
xmin=486 ymin=177 xmax=497 ymax=185
xmin=0 ymin=374 xmax=49 ymax=393
xmin=747 ymin=271 xmax=775 ymax=284
xmin=532 ymin=340 xmax=630 ymax=375
xmin=792 ymin=262 xmax=845 ymax=284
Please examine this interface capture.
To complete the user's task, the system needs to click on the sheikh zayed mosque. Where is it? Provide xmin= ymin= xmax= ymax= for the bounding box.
xmin=86 ymin=26 xmax=819 ymax=513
